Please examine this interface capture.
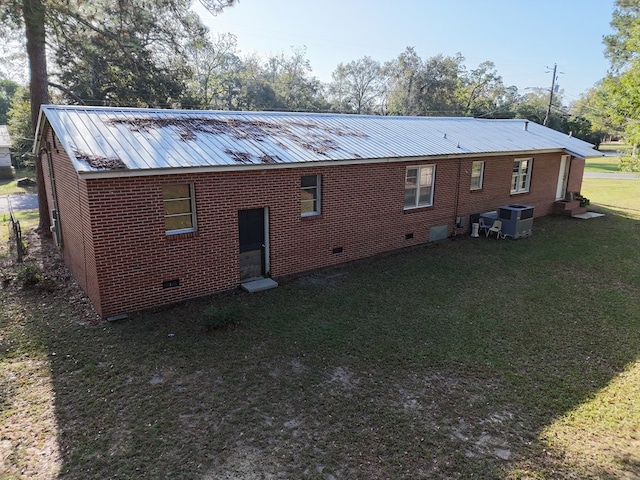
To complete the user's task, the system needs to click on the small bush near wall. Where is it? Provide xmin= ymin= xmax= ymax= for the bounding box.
xmin=576 ymin=194 xmax=590 ymax=208
xmin=203 ymin=303 xmax=248 ymax=331
xmin=15 ymin=262 xmax=56 ymax=292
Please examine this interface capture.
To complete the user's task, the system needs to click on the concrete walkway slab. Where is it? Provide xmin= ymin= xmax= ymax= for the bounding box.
xmin=572 ymin=212 xmax=605 ymax=219
xmin=583 ymin=172 xmax=639 ymax=179
xmin=241 ymin=277 xmax=278 ymax=293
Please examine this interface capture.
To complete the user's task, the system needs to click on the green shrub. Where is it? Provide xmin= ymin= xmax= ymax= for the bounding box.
xmin=16 ymin=262 xmax=41 ymax=288
xmin=203 ymin=303 xmax=248 ymax=330
xmin=575 ymin=194 xmax=590 ymax=208
xmin=15 ymin=262 xmax=56 ymax=291
xmin=619 ymin=155 xmax=640 ymax=173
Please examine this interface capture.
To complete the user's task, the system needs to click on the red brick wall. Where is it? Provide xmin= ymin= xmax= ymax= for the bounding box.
xmin=458 ymin=152 xmax=568 ymax=218
xmin=41 ymin=130 xmax=102 ymax=313
xmin=42 ymin=132 xmax=577 ymax=318
xmin=567 ymin=157 xmax=586 ymax=193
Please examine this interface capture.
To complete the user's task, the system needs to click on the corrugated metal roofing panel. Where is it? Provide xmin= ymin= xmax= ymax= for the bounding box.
xmin=83 ymin=109 xmax=155 ymax=170
xmin=106 ymin=109 xmax=173 ymax=169
xmin=39 ymin=105 xmax=603 ymax=174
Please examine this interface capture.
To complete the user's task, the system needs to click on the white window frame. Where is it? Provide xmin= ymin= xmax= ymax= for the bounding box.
xmin=470 ymin=161 xmax=485 ymax=190
xmin=301 ymin=174 xmax=321 ymax=217
xmin=511 ymin=158 xmax=533 ymax=194
xmin=404 ymin=165 xmax=435 ymax=209
xmin=163 ymin=183 xmax=197 ymax=235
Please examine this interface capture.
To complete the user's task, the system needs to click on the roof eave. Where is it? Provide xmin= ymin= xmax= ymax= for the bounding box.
xmin=565 ymin=149 xmax=605 ymax=159
xmin=32 ymin=106 xmax=51 ymax=155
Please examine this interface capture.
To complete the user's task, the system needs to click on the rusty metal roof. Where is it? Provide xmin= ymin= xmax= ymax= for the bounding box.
xmin=37 ymin=105 xmax=602 ymax=175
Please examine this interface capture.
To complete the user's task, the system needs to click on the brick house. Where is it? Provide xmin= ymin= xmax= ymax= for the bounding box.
xmin=34 ymin=106 xmax=601 ymax=319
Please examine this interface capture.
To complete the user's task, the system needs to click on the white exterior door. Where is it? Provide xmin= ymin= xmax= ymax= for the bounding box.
xmin=556 ymin=155 xmax=570 ymax=200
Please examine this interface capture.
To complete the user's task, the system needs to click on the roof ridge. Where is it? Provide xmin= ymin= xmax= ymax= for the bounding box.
xmin=41 ymin=105 xmax=491 ymax=121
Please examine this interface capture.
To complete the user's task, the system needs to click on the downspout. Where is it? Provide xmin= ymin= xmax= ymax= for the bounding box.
xmin=453 ymin=158 xmax=463 ymax=235
xmin=43 ymin=143 xmax=62 ymax=246
xmin=74 ymin=165 xmax=89 ymax=297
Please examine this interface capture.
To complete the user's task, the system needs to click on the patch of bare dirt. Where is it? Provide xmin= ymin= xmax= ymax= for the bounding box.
xmin=2 ymin=229 xmax=101 ymax=325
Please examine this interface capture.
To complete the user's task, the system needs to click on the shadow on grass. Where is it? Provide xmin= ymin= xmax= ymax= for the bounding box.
xmin=584 ymin=162 xmax=620 ymax=173
xmin=19 ymin=211 xmax=640 ymax=479
xmin=594 ymin=202 xmax=640 ymax=217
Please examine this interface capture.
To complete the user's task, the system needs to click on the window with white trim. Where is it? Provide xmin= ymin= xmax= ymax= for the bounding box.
xmin=163 ymin=184 xmax=196 ymax=234
xmin=511 ymin=158 xmax=532 ymax=194
xmin=470 ymin=161 xmax=484 ymax=190
xmin=301 ymin=175 xmax=320 ymax=216
xmin=404 ymin=165 xmax=435 ymax=209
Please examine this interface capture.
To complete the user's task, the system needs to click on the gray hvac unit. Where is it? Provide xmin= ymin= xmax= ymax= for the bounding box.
xmin=498 ymin=204 xmax=534 ymax=239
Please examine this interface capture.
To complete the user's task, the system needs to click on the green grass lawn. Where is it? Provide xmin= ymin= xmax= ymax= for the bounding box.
xmin=0 ymin=168 xmax=37 ymax=196
xmin=587 ymin=142 xmax=623 ymax=173
xmin=582 ymin=177 xmax=640 ymax=217
xmin=598 ymin=142 xmax=625 ymax=152
xmin=0 ymin=209 xmax=39 ymax=234
xmin=587 ymin=142 xmax=640 ymax=173
xmin=1 ymin=179 xmax=639 ymax=479
xmin=0 ymin=210 xmax=39 ymax=264
xmin=584 ymin=155 xmax=621 ymax=173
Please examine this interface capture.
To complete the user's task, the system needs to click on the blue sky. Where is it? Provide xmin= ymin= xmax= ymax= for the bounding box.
xmin=192 ymin=0 xmax=616 ymax=103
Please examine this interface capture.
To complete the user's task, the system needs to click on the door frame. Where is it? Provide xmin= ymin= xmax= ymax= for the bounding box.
xmin=238 ymin=207 xmax=270 ymax=280
xmin=263 ymin=207 xmax=271 ymax=275
xmin=556 ymin=155 xmax=571 ymax=200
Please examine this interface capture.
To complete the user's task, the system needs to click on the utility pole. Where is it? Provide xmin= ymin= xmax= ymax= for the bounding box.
xmin=543 ymin=63 xmax=557 ymax=126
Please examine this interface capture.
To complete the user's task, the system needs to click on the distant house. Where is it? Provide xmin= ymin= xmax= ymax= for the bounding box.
xmin=34 ymin=106 xmax=601 ymax=319
xmin=0 ymin=125 xmax=12 ymax=179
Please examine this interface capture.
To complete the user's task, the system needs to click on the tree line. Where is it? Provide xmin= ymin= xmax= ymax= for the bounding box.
xmin=572 ymin=0 xmax=640 ymax=170
xmin=0 ymin=35 xmax=603 ymax=160
xmin=0 ymin=1 xmax=632 ymax=180
xmin=1 ymin=1 xmax=609 ymax=149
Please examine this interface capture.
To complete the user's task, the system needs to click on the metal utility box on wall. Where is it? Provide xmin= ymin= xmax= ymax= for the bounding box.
xmin=498 ymin=204 xmax=534 ymax=239
xmin=429 ymin=225 xmax=449 ymax=242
